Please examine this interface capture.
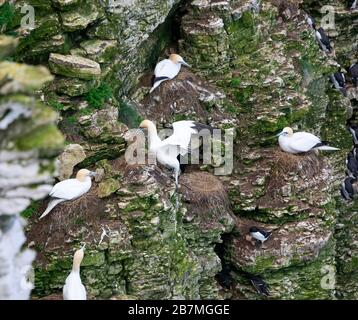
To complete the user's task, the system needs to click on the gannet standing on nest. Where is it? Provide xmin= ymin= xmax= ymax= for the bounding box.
xmin=277 ymin=127 xmax=339 ymax=154
xmin=63 ymin=246 xmax=87 ymax=300
xmin=39 ymin=169 xmax=96 ymax=219
xmin=139 ymin=119 xmax=213 ymax=189
xmin=150 ymin=54 xmax=190 ymax=94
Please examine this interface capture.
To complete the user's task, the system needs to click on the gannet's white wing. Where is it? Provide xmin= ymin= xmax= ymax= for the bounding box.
xmin=49 ymin=179 xmax=90 ymax=200
xmin=289 ymin=132 xmax=321 ymax=152
xmin=159 ymin=121 xmax=208 ymax=155
xmin=154 ymin=59 xmax=180 ymax=79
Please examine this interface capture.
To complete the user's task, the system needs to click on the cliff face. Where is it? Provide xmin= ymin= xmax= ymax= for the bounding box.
xmin=2 ymin=0 xmax=357 ymax=299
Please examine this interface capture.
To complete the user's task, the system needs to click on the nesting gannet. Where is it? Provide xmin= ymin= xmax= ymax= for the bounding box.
xmin=277 ymin=127 xmax=339 ymax=154
xmin=349 ymin=63 xmax=358 ymax=87
xmin=139 ymin=119 xmax=213 ymax=188
xmin=246 ymin=274 xmax=270 ymax=296
xmin=314 ymin=26 xmax=332 ymax=53
xmin=40 ymin=169 xmax=96 ymax=219
xmin=63 ymin=246 xmax=87 ymax=300
xmin=330 ymin=69 xmax=347 ymax=96
xmin=150 ymin=54 xmax=190 ymax=94
xmin=249 ymin=227 xmax=272 ymax=244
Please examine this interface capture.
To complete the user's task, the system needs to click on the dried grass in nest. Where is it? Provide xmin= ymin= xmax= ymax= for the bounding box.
xmin=180 ymin=171 xmax=232 ymax=213
xmin=267 ymin=150 xmax=321 ymax=192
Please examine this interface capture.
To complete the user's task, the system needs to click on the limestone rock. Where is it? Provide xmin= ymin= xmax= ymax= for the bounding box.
xmin=0 ymin=62 xmax=54 ymax=95
xmin=48 ymin=53 xmax=101 ymax=80
xmin=79 ymin=39 xmax=118 ymax=64
xmin=56 ymin=144 xmax=86 ymax=180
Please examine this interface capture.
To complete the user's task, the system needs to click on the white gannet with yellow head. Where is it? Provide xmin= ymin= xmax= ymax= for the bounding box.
xmin=150 ymin=54 xmax=190 ymax=94
xmin=277 ymin=127 xmax=339 ymax=154
xmin=63 ymin=245 xmax=87 ymax=300
xmin=39 ymin=169 xmax=96 ymax=219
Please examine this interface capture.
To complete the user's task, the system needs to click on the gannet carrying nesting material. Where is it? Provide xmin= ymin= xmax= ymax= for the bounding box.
xmin=314 ymin=27 xmax=332 ymax=53
xmin=150 ymin=54 xmax=190 ymax=94
xmin=63 ymin=246 xmax=87 ymax=300
xmin=349 ymin=63 xmax=358 ymax=87
xmin=139 ymin=119 xmax=213 ymax=188
xmin=277 ymin=127 xmax=339 ymax=154
xmin=40 ymin=169 xmax=96 ymax=219
xmin=249 ymin=227 xmax=272 ymax=244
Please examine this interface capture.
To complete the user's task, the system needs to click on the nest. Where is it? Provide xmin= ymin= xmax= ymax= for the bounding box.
xmin=180 ymin=171 xmax=232 ymax=216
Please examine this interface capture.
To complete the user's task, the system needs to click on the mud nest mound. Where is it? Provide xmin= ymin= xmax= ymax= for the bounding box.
xmin=180 ymin=171 xmax=232 ymax=215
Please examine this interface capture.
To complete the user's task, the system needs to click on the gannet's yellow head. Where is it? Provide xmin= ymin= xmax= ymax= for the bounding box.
xmin=72 ymin=245 xmax=85 ymax=271
xmin=139 ymin=119 xmax=154 ymax=129
xmin=169 ymin=54 xmax=191 ymax=67
xmin=277 ymin=127 xmax=294 ymax=137
xmin=76 ymin=169 xmax=96 ymax=182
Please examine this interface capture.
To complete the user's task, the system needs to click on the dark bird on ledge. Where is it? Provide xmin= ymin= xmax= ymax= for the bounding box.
xmin=306 ymin=15 xmax=316 ymax=29
xmin=249 ymin=226 xmax=272 ymax=244
xmin=314 ymin=26 xmax=332 ymax=53
xmin=348 ymin=0 xmax=357 ymax=10
xmin=341 ymin=177 xmax=358 ymax=201
xmin=330 ymin=69 xmax=347 ymax=96
xmin=349 ymin=63 xmax=358 ymax=87
xmin=246 ymin=274 xmax=271 ymax=297
xmin=346 ymin=151 xmax=358 ymax=177
xmin=0 ymin=214 xmax=16 ymax=234
xmin=349 ymin=125 xmax=358 ymax=145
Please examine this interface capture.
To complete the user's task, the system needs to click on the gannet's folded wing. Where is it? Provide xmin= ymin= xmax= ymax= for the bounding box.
xmin=49 ymin=179 xmax=88 ymax=200
xmin=290 ymin=132 xmax=321 ymax=153
xmin=154 ymin=59 xmax=180 ymax=79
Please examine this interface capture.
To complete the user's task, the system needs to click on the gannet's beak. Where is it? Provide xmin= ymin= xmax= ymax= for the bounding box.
xmin=89 ymin=171 xmax=97 ymax=177
xmin=181 ymin=61 xmax=191 ymax=68
xmin=81 ymin=244 xmax=86 ymax=251
xmin=276 ymin=131 xmax=284 ymax=137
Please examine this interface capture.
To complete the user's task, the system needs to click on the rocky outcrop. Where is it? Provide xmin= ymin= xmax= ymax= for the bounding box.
xmin=0 ymin=36 xmax=63 ymax=299
xmin=3 ymin=0 xmax=357 ymax=300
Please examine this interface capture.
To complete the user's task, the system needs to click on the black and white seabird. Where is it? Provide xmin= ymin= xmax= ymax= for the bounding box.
xmin=348 ymin=0 xmax=357 ymax=10
xmin=246 ymin=274 xmax=270 ymax=297
xmin=150 ymin=54 xmax=190 ymax=93
xmin=349 ymin=125 xmax=358 ymax=145
xmin=341 ymin=176 xmax=358 ymax=201
xmin=306 ymin=15 xmax=316 ymax=29
xmin=346 ymin=151 xmax=358 ymax=177
xmin=349 ymin=63 xmax=358 ymax=87
xmin=249 ymin=226 xmax=272 ymax=244
xmin=314 ymin=27 xmax=333 ymax=53
xmin=330 ymin=69 xmax=347 ymax=96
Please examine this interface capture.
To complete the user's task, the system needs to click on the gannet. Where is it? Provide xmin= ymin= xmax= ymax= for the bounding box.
xmin=314 ymin=26 xmax=332 ymax=53
xmin=277 ymin=127 xmax=339 ymax=154
xmin=249 ymin=227 xmax=272 ymax=244
xmin=63 ymin=246 xmax=87 ymax=300
xmin=150 ymin=54 xmax=190 ymax=94
xmin=348 ymin=0 xmax=357 ymax=10
xmin=139 ymin=119 xmax=213 ymax=188
xmin=40 ymin=169 xmax=96 ymax=219
xmin=349 ymin=63 xmax=358 ymax=87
